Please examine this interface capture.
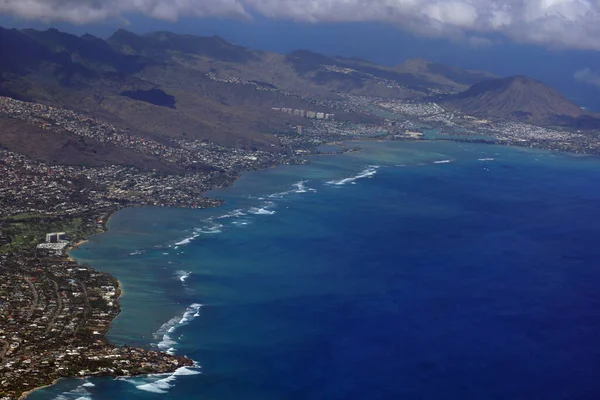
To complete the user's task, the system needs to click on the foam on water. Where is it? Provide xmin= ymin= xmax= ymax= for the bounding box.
xmin=174 ymin=234 xmax=198 ymax=247
xmin=248 ymin=207 xmax=276 ymax=215
xmin=292 ymin=181 xmax=317 ymax=194
xmin=217 ymin=209 xmax=247 ymax=219
xmin=248 ymin=201 xmax=277 ymax=215
xmin=478 ymin=158 xmax=495 ymax=161
xmin=155 ymin=303 xmax=203 ymax=355
xmin=174 ymin=222 xmax=224 ymax=247
xmin=176 ymin=270 xmax=192 ymax=284
xmin=132 ymin=366 xmax=202 ymax=394
xmin=433 ymin=159 xmax=453 ymax=164
xmin=268 ymin=180 xmax=318 ymax=199
xmin=327 ymin=166 xmax=380 ymax=186
xmin=52 ymin=380 xmax=94 ymax=400
xmin=194 ymin=222 xmax=224 ymax=235
xmin=135 ymin=375 xmax=175 ymax=394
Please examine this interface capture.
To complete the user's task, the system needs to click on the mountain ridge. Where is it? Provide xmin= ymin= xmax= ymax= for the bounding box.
xmin=0 ymin=26 xmax=498 ymax=152
xmin=3 ymin=25 xmax=597 ymax=167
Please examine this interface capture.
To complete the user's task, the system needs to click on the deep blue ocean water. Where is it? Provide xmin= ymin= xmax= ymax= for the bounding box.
xmin=28 ymin=140 xmax=600 ymax=400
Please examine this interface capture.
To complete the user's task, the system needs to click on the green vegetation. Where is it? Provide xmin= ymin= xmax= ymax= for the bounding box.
xmin=0 ymin=215 xmax=101 ymax=253
xmin=4 ymin=212 xmax=45 ymax=221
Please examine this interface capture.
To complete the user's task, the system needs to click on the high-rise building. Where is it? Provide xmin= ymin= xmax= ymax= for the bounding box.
xmin=45 ymin=232 xmax=68 ymax=243
xmin=45 ymin=233 xmax=58 ymax=243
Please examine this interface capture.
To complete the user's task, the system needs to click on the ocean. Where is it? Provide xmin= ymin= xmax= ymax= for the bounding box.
xmin=27 ymin=140 xmax=600 ymax=400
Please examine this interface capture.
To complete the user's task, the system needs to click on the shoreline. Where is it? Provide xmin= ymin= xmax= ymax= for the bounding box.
xmin=18 ymin=380 xmax=60 ymax=400
xmin=17 ymin=206 xmax=157 ymax=400
xmin=15 ymin=136 xmax=584 ymax=399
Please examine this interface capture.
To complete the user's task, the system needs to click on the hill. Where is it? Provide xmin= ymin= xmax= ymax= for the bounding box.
xmin=0 ymin=114 xmax=180 ymax=171
xmin=441 ymin=76 xmax=587 ymax=124
xmin=0 ymin=27 xmax=498 ymax=152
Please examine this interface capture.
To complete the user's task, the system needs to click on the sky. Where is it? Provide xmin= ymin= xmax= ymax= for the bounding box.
xmin=1 ymin=0 xmax=600 ymax=109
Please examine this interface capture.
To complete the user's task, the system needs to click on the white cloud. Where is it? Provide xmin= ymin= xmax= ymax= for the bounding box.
xmin=2 ymin=0 xmax=600 ymax=50
xmin=574 ymin=68 xmax=600 ymax=89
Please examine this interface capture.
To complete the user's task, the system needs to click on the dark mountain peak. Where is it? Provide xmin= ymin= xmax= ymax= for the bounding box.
xmin=457 ymin=75 xmax=557 ymax=98
xmin=109 ymin=28 xmax=137 ymax=41
xmin=446 ymin=75 xmax=584 ymax=122
xmin=81 ymin=33 xmax=102 ymax=42
xmin=491 ymin=75 xmax=536 ymax=87
xmin=19 ymin=27 xmax=143 ymax=75
xmin=145 ymin=31 xmax=233 ymax=47
xmin=0 ymin=27 xmax=69 ymax=74
xmin=109 ymin=29 xmax=255 ymax=63
xmin=22 ymin=28 xmax=84 ymax=51
xmin=144 ymin=30 xmax=178 ymax=41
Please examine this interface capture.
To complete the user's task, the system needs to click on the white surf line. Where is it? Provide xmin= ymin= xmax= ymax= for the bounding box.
xmin=121 ymin=305 xmax=204 ymax=394
xmin=155 ymin=303 xmax=203 ymax=355
xmin=326 ymin=165 xmax=380 ymax=186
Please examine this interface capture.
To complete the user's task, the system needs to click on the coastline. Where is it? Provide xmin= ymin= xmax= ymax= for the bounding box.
xmin=18 ymin=380 xmax=60 ymax=400
xmin=15 ymin=136 xmax=593 ymax=399
xmin=18 ymin=262 xmax=125 ymax=400
xmin=13 ymin=204 xmax=186 ymax=400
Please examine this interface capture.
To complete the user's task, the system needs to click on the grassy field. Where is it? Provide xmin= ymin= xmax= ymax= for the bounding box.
xmin=0 ymin=214 xmax=102 ymax=253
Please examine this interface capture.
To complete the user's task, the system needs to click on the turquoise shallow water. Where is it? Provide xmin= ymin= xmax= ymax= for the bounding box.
xmin=28 ymin=140 xmax=600 ymax=400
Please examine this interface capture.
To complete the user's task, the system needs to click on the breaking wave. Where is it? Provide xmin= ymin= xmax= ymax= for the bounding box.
xmin=327 ymin=166 xmax=380 ymax=186
xmin=52 ymin=380 xmax=95 ymax=399
xmin=176 ymin=270 xmax=192 ymax=284
xmin=433 ymin=159 xmax=453 ymax=164
xmin=155 ymin=303 xmax=203 ymax=355
xmin=248 ymin=207 xmax=276 ymax=215
xmin=248 ymin=201 xmax=277 ymax=215
xmin=120 ymin=306 xmax=204 ymax=395
xmin=478 ymin=158 xmax=495 ymax=161
xmin=194 ymin=222 xmax=223 ymax=235
xmin=174 ymin=234 xmax=198 ymax=247
xmin=173 ymin=222 xmax=224 ymax=247
xmin=133 ymin=366 xmax=202 ymax=394
xmin=217 ymin=209 xmax=247 ymax=219
xmin=268 ymin=180 xmax=317 ymax=198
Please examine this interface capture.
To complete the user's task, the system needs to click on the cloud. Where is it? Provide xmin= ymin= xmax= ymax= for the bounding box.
xmin=574 ymin=68 xmax=600 ymax=89
xmin=2 ymin=0 xmax=600 ymax=50
xmin=0 ymin=0 xmax=249 ymax=23
xmin=468 ymin=36 xmax=494 ymax=48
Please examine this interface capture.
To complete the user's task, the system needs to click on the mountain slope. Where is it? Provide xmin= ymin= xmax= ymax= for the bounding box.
xmin=0 ymin=26 xmax=502 ymax=155
xmin=0 ymin=114 xmax=180 ymax=171
xmin=22 ymin=28 xmax=144 ymax=75
xmin=395 ymin=58 xmax=497 ymax=88
xmin=442 ymin=76 xmax=585 ymax=123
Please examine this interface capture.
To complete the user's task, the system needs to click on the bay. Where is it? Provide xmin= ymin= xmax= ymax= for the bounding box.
xmin=28 ymin=140 xmax=600 ymax=400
